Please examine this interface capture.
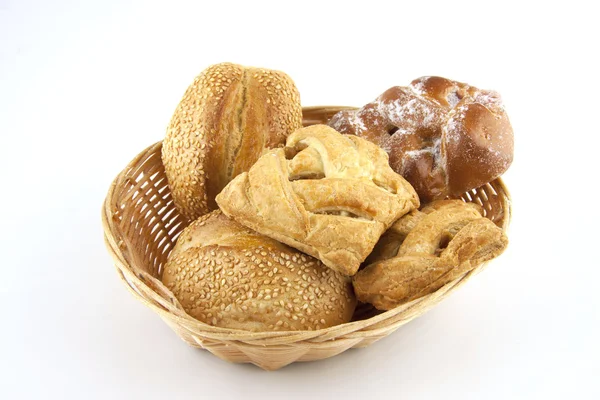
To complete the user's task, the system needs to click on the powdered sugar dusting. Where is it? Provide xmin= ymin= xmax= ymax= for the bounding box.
xmin=402 ymin=137 xmax=442 ymax=166
xmin=351 ymin=112 xmax=367 ymax=134
xmin=409 ymin=77 xmax=431 ymax=96
xmin=446 ymin=92 xmax=461 ymax=108
xmin=327 ymin=77 xmax=513 ymax=200
xmin=376 ymin=92 xmax=442 ymax=131
xmin=473 ymin=90 xmax=505 ymax=114
xmin=443 ymin=106 xmax=466 ymax=144
xmin=380 ymin=127 xmax=410 ymax=154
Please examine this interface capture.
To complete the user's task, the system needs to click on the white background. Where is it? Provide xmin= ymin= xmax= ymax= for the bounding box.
xmin=1 ymin=0 xmax=599 ymax=398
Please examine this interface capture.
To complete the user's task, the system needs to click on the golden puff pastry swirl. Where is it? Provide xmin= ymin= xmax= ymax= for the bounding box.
xmin=353 ymin=200 xmax=508 ymax=310
xmin=216 ymin=124 xmax=420 ymax=277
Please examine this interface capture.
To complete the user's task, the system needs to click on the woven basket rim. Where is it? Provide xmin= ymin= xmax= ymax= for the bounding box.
xmin=102 ymin=108 xmax=512 ymax=343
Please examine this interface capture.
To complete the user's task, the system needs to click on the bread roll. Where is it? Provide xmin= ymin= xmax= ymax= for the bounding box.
xmin=162 ymin=211 xmax=356 ymax=331
xmin=329 ymin=76 xmax=514 ymax=202
xmin=162 ymin=62 xmax=302 ymax=221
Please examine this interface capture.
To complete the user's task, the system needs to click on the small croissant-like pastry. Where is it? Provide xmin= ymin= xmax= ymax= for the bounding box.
xmin=216 ymin=124 xmax=420 ymax=276
xmin=353 ymin=200 xmax=508 ymax=310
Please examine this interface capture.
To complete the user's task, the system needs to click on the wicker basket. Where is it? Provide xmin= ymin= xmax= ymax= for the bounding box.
xmin=102 ymin=106 xmax=511 ymax=371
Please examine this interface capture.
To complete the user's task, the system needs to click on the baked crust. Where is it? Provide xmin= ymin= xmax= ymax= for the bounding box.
xmin=162 ymin=210 xmax=356 ymax=331
xmin=329 ymin=77 xmax=514 ymax=202
xmin=162 ymin=63 xmax=302 ymax=221
xmin=353 ymin=200 xmax=508 ymax=310
xmin=216 ymin=124 xmax=419 ymax=276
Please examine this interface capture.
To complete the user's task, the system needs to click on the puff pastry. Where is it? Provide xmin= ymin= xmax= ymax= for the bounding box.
xmin=216 ymin=124 xmax=420 ymax=276
xmin=353 ymin=200 xmax=508 ymax=310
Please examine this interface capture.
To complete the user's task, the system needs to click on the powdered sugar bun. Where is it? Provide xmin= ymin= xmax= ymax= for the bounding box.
xmin=329 ymin=76 xmax=514 ymax=202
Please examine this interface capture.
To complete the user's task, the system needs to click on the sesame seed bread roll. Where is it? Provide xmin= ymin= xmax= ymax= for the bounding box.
xmin=162 ymin=211 xmax=356 ymax=332
xmin=162 ymin=62 xmax=303 ymax=221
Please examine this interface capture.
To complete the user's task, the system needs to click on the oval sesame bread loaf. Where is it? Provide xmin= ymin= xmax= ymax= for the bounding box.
xmin=162 ymin=62 xmax=303 ymax=221
xmin=161 ymin=210 xmax=356 ymax=332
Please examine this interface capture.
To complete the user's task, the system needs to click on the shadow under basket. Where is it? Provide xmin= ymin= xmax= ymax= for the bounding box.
xmin=102 ymin=106 xmax=511 ymax=371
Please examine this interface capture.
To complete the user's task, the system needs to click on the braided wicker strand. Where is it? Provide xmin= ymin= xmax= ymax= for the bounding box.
xmin=102 ymin=106 xmax=511 ymax=371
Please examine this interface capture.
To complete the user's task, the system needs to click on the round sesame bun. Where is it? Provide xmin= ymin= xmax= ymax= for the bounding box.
xmin=162 ymin=62 xmax=303 ymax=221
xmin=162 ymin=211 xmax=357 ymax=332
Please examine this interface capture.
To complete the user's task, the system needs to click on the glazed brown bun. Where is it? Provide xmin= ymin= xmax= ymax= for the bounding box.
xmin=329 ymin=77 xmax=514 ymax=202
xmin=162 ymin=62 xmax=303 ymax=221
xmin=161 ymin=211 xmax=356 ymax=332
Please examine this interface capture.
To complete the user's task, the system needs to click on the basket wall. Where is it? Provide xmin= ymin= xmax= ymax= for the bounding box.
xmin=102 ymin=106 xmax=511 ymax=370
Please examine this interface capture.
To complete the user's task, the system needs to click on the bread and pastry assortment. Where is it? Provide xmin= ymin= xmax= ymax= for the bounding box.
xmin=159 ymin=64 xmax=512 ymax=331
